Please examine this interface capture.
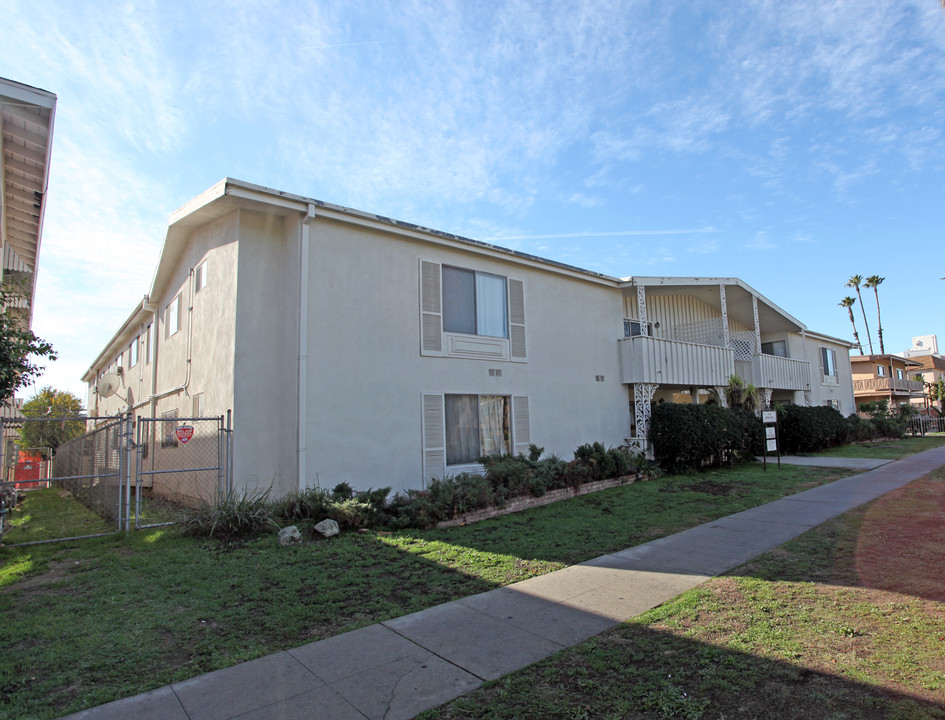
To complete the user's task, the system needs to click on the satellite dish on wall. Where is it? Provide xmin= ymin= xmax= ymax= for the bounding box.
xmin=97 ymin=372 xmax=120 ymax=398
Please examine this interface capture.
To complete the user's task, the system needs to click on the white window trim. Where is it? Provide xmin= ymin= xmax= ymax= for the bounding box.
xmin=166 ymin=294 xmax=181 ymax=338
xmin=195 ymin=260 xmax=207 ymax=293
xmin=820 ymin=347 xmax=838 ymax=385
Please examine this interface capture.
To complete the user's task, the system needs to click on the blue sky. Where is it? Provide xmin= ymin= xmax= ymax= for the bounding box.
xmin=3 ymin=0 xmax=944 ymax=402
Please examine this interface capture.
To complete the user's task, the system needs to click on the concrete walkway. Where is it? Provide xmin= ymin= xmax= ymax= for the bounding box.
xmin=60 ymin=446 xmax=945 ymax=720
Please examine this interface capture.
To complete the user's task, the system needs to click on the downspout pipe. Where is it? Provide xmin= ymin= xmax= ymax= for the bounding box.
xmin=298 ymin=204 xmax=316 ymax=490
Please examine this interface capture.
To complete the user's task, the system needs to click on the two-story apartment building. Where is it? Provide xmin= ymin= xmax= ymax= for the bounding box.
xmin=83 ymin=179 xmax=855 ymax=500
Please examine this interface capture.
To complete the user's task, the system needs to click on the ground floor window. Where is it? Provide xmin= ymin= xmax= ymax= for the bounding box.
xmin=161 ymin=409 xmax=179 ymax=448
xmin=444 ymin=394 xmax=510 ymax=464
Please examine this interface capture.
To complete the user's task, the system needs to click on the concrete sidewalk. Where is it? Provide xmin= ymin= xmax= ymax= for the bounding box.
xmin=61 ymin=446 xmax=945 ymax=720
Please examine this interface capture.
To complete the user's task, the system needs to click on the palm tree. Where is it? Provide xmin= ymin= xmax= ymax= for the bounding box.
xmin=863 ymin=275 xmax=885 ymax=354
xmin=847 ymin=275 xmax=873 ymax=354
xmin=839 ymin=297 xmax=863 ymax=355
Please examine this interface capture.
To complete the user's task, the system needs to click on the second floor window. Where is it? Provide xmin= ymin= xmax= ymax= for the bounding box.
xmin=821 ymin=347 xmax=837 ymax=379
xmin=442 ymin=266 xmax=508 ymax=338
xmin=166 ymin=295 xmax=181 ymax=337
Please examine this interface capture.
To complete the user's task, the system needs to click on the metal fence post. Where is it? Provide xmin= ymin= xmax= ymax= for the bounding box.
xmin=226 ymin=409 xmax=233 ymax=496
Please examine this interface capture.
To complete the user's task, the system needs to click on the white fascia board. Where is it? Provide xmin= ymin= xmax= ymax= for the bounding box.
xmin=0 ymin=78 xmax=57 ymax=109
xmin=81 ymin=297 xmax=154 ymax=381
xmin=802 ymin=330 xmax=858 ymax=350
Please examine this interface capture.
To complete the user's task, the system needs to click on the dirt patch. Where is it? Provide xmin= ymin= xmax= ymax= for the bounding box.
xmin=0 ymin=559 xmax=80 ymax=594
xmin=852 ymin=476 xmax=945 ymax=602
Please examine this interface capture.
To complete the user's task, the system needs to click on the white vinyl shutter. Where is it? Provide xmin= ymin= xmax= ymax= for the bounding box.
xmin=420 ymin=260 xmax=443 ymax=355
xmin=508 ymin=278 xmax=526 ymax=361
xmin=512 ymin=395 xmax=530 ymax=456
xmin=422 ymin=394 xmax=446 ymax=482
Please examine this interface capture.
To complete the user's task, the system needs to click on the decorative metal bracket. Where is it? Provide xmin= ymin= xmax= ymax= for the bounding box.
xmin=637 ymin=286 xmax=648 ymax=336
xmin=633 ymin=383 xmax=658 ymax=445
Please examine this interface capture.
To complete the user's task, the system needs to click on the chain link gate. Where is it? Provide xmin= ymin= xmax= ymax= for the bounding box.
xmin=0 ymin=414 xmax=133 ymax=542
xmin=135 ymin=414 xmax=230 ymax=525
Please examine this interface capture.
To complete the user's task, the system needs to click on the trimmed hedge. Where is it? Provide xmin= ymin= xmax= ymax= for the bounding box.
xmin=650 ymin=403 xmax=763 ymax=473
xmin=776 ymin=404 xmax=849 ymax=454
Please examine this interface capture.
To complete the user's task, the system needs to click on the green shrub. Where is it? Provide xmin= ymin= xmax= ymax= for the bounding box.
xmin=179 ymin=489 xmax=279 ymax=539
xmin=650 ymin=403 xmax=762 ymax=473
xmin=271 ymin=486 xmax=332 ymax=522
xmin=777 ymin=405 xmax=849 ymax=453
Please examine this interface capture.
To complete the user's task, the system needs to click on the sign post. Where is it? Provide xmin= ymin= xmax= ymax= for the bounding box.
xmin=761 ymin=410 xmax=780 ymax=470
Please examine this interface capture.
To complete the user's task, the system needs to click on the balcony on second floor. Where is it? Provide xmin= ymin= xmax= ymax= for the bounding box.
xmin=853 ymin=377 xmax=924 ymax=395
xmin=741 ymin=353 xmax=811 ymax=392
xmin=619 ymin=321 xmax=811 ymax=391
xmin=618 ymin=334 xmax=735 ymax=387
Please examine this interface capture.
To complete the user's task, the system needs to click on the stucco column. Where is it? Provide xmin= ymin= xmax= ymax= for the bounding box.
xmin=715 ymin=387 xmax=729 ymax=408
xmin=763 ymin=388 xmax=773 ymax=410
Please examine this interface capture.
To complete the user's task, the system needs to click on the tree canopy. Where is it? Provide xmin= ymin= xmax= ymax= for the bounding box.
xmin=0 ymin=283 xmax=57 ymax=405
xmin=18 ymin=387 xmax=86 ymax=459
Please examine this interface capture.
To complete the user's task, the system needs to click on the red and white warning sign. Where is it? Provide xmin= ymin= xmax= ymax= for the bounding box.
xmin=175 ymin=425 xmax=195 ymax=444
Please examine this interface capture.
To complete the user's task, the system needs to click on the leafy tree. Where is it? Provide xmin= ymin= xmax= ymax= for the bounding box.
xmin=838 ymin=296 xmax=863 ymax=355
xmin=846 ymin=275 xmax=873 ymax=354
xmin=863 ymin=275 xmax=885 ymax=354
xmin=18 ymin=387 xmax=86 ymax=459
xmin=0 ymin=283 xmax=57 ymax=405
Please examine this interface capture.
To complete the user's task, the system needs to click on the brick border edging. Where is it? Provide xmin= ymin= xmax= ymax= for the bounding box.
xmin=435 ymin=473 xmax=646 ymax=528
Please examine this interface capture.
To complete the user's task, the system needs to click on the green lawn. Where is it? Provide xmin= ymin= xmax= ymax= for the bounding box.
xmin=421 ymin=467 xmax=945 ymax=720
xmin=1 ymin=462 xmax=850 ymax=720
xmin=1 ymin=487 xmax=113 ymax=545
xmin=813 ymin=434 xmax=945 ymax=459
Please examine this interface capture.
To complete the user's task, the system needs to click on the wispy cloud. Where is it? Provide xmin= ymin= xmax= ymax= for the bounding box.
xmin=489 ymin=228 xmax=718 ymax=242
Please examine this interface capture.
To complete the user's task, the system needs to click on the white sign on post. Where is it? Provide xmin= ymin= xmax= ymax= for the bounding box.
xmin=766 ymin=438 xmax=778 ymax=452
xmin=762 ymin=411 xmax=777 ymax=424
xmin=766 ymin=426 xmax=776 ymax=439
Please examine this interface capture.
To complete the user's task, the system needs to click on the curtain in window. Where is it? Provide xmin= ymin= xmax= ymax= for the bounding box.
xmin=445 ymin=394 xmax=480 ymax=464
xmin=476 ymin=273 xmax=508 ymax=338
xmin=479 ymin=395 xmax=510 ymax=457
xmin=442 ymin=267 xmax=476 ymax=334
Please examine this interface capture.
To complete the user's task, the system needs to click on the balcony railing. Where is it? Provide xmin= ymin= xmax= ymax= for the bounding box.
xmin=618 ymin=335 xmax=734 ymax=386
xmin=853 ymin=377 xmax=924 ymax=394
xmin=619 ymin=335 xmax=813 ymax=391
xmin=749 ymin=354 xmax=811 ymax=391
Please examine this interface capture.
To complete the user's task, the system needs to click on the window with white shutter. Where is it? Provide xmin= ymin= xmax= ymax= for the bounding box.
xmin=421 ymin=394 xmax=446 ymax=481
xmin=420 ymin=261 xmax=443 ymax=355
xmin=419 ymin=259 xmax=526 ymax=362
xmin=422 ymin=393 xmax=531 ymax=477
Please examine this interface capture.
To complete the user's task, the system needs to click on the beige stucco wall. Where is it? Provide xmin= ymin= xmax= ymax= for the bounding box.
xmin=230 ymin=210 xmax=300 ymax=497
xmin=295 ymin=216 xmax=631 ymax=495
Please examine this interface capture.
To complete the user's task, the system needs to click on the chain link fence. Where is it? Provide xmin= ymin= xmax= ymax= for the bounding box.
xmin=51 ymin=416 xmax=125 ymax=523
xmin=0 ymin=412 xmax=231 ymax=544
